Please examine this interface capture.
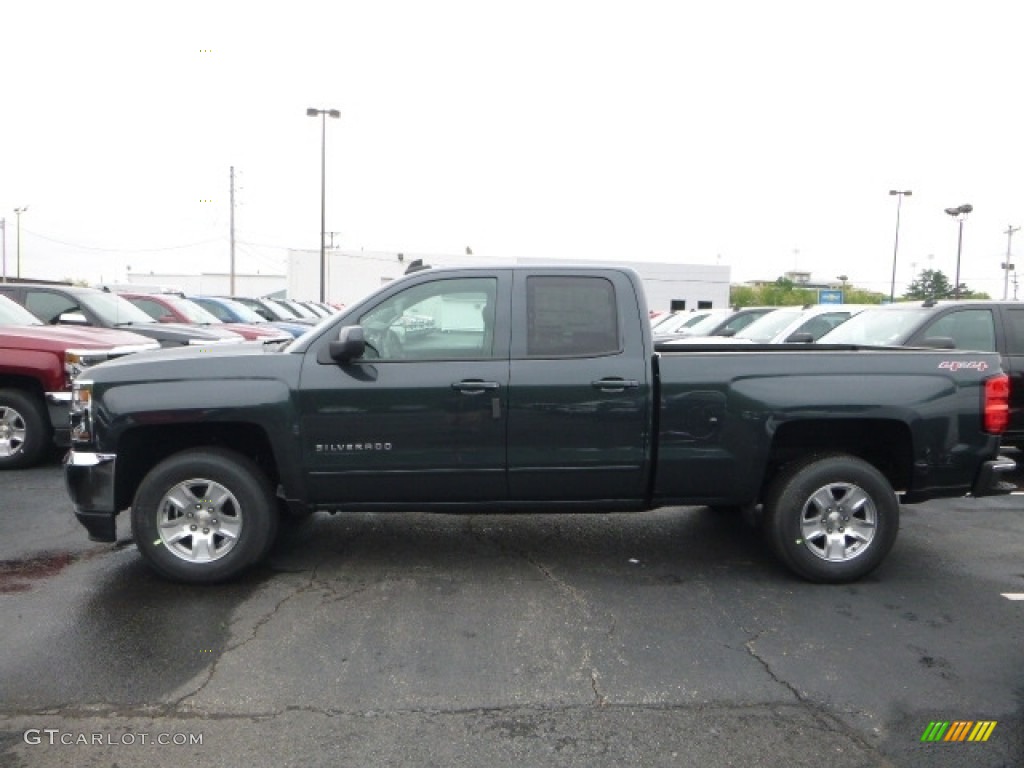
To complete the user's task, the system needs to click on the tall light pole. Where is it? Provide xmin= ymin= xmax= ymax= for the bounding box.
xmin=1003 ymin=225 xmax=1019 ymax=301
xmin=888 ymin=190 xmax=911 ymax=303
xmin=944 ymin=204 xmax=973 ymax=301
xmin=0 ymin=218 xmax=6 ymax=283
xmin=306 ymin=108 xmax=340 ymax=302
xmin=14 ymin=206 xmax=28 ymax=279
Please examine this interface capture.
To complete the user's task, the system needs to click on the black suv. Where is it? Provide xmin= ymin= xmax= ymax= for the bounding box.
xmin=819 ymin=299 xmax=1024 ymax=446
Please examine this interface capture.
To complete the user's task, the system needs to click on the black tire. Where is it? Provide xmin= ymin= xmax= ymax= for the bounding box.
xmin=131 ymin=448 xmax=279 ymax=583
xmin=763 ymin=453 xmax=899 ymax=583
xmin=0 ymin=389 xmax=51 ymax=470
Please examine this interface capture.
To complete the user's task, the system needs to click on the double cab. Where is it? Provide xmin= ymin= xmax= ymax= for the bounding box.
xmin=64 ymin=267 xmax=1014 ymax=583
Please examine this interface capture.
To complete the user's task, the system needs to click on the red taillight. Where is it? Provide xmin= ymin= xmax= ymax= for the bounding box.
xmin=984 ymin=374 xmax=1010 ymax=434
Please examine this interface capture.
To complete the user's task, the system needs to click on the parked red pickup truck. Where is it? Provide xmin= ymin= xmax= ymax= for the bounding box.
xmin=0 ymin=294 xmax=158 ymax=469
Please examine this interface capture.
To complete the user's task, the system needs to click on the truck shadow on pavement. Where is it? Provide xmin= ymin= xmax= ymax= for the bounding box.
xmin=263 ymin=505 xmax=788 ymax=584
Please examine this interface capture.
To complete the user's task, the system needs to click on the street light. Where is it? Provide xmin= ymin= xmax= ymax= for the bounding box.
xmin=944 ymin=204 xmax=973 ymax=301
xmin=14 ymin=206 xmax=28 ymax=279
xmin=888 ymin=190 xmax=912 ymax=303
xmin=306 ymin=108 xmax=340 ymax=303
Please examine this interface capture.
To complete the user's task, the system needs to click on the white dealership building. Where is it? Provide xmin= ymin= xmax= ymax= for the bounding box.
xmin=287 ymin=249 xmax=730 ymax=312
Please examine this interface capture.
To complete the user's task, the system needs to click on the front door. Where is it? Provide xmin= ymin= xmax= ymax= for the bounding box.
xmin=299 ymin=273 xmax=511 ymax=504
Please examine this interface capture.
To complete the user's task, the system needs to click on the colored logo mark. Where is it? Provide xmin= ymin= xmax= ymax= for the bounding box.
xmin=920 ymin=721 xmax=997 ymax=742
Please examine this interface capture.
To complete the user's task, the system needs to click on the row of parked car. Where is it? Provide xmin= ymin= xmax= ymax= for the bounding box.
xmin=651 ymin=304 xmax=868 ymax=344
xmin=651 ymin=300 xmax=1024 ymax=351
xmin=0 ymin=281 xmax=339 ymax=469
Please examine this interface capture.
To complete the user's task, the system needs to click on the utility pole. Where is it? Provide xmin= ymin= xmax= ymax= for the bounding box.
xmin=229 ymin=166 xmax=236 ymax=296
xmin=14 ymin=206 xmax=28 ymax=279
xmin=0 ymin=218 xmax=6 ymax=283
xmin=1003 ymin=224 xmax=1019 ymax=301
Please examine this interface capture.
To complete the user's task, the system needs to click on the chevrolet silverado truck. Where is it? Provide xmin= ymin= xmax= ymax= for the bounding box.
xmin=64 ymin=266 xmax=1015 ymax=584
xmin=0 ymin=295 xmax=158 ymax=469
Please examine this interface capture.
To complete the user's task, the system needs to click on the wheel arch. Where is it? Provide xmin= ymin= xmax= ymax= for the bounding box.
xmin=114 ymin=422 xmax=282 ymax=512
xmin=0 ymin=375 xmax=47 ymax=402
xmin=761 ymin=418 xmax=913 ymax=502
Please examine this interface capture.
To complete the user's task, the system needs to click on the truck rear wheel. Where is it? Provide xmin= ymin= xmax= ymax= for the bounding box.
xmin=763 ymin=453 xmax=898 ymax=583
xmin=131 ymin=448 xmax=279 ymax=583
xmin=0 ymin=389 xmax=50 ymax=470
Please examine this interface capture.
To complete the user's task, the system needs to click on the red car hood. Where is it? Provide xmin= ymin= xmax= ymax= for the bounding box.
xmin=0 ymin=324 xmax=158 ymax=350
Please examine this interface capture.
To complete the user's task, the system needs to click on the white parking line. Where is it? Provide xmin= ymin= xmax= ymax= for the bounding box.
xmin=1002 ymin=594 xmax=1024 ymax=601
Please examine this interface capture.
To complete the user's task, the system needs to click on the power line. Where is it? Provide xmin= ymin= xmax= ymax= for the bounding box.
xmin=23 ymin=229 xmax=222 ymax=253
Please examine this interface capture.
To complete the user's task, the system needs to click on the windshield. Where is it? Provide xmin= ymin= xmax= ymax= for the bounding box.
xmin=818 ymin=307 xmax=934 ymax=345
xmin=674 ymin=311 xmax=733 ymax=336
xmin=202 ymin=297 xmax=267 ymax=323
xmin=0 ymin=295 xmax=44 ymax=325
xmin=734 ymin=308 xmax=803 ymax=342
xmin=163 ymin=296 xmax=224 ymax=324
xmin=279 ymin=299 xmax=318 ymax=319
xmin=653 ymin=312 xmax=711 ymax=335
xmin=257 ymin=299 xmax=294 ymax=321
xmin=80 ymin=292 xmax=157 ymax=324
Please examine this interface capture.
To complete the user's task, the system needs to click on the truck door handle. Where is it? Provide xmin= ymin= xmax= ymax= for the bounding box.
xmin=451 ymin=380 xmax=500 ymax=394
xmin=591 ymin=378 xmax=639 ymax=392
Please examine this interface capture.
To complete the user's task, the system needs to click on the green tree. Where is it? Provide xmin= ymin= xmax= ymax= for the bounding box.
xmin=729 ymin=285 xmax=758 ymax=307
xmin=842 ymin=287 xmax=886 ymax=304
xmin=901 ymin=268 xmax=987 ymax=301
xmin=731 ymin=278 xmax=866 ymax=307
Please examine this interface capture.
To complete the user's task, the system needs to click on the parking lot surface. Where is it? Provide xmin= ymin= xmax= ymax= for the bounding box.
xmin=1 ymin=453 xmax=1022 ymax=767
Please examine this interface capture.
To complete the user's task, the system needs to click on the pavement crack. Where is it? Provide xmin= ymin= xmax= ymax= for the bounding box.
xmin=172 ymin=573 xmax=318 ymax=708
xmin=590 ymin=668 xmax=607 ymax=708
xmin=743 ymin=629 xmax=897 ymax=765
xmin=743 ymin=629 xmax=804 ymax=704
xmin=468 ymin=521 xmax=620 ymax=707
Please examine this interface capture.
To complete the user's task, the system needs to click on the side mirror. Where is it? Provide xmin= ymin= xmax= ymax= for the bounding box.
xmin=785 ymin=332 xmax=815 ymax=344
xmin=56 ymin=311 xmax=90 ymax=326
xmin=919 ymin=336 xmax=956 ymax=349
xmin=328 ymin=326 xmax=366 ymax=363
xmin=158 ymin=315 xmax=176 ymax=323
xmin=717 ymin=328 xmax=738 ymax=337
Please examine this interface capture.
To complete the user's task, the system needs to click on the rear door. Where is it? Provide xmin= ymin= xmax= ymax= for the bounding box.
xmin=506 ymin=270 xmax=652 ymax=501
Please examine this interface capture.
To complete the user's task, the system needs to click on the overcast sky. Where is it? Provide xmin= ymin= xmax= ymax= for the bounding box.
xmin=2 ymin=0 xmax=1022 ymax=297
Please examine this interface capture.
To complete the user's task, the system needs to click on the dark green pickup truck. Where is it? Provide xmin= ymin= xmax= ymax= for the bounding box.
xmin=65 ymin=266 xmax=1015 ymax=584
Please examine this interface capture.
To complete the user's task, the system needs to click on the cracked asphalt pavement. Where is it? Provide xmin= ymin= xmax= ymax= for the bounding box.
xmin=1 ymin=456 xmax=1022 ymax=767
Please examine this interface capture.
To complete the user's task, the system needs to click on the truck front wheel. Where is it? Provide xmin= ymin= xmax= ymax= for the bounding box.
xmin=0 ymin=389 xmax=50 ymax=470
xmin=131 ymin=448 xmax=279 ymax=583
xmin=763 ymin=453 xmax=899 ymax=583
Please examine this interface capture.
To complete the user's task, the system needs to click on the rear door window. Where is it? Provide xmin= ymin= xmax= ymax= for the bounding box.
xmin=525 ymin=276 xmax=619 ymax=357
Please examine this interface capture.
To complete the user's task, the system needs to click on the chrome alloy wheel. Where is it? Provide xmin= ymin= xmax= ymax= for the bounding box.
xmin=799 ymin=482 xmax=877 ymax=562
xmin=157 ymin=479 xmax=243 ymax=563
xmin=0 ymin=405 xmax=28 ymax=458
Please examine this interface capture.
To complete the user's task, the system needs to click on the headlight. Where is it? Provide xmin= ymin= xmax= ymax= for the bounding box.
xmin=65 ymin=349 xmax=110 ymax=383
xmin=187 ymin=337 xmax=240 ymax=346
xmin=70 ymin=379 xmax=94 ymax=444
